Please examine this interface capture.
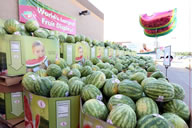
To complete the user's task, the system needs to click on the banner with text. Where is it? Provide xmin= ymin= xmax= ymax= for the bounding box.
xmin=19 ymin=0 xmax=76 ymax=35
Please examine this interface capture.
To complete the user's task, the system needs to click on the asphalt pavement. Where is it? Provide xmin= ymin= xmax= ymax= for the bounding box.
xmin=158 ymin=65 xmax=192 ymax=109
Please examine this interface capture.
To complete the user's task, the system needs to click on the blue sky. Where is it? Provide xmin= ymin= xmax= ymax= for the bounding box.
xmin=89 ymin=0 xmax=192 ymax=52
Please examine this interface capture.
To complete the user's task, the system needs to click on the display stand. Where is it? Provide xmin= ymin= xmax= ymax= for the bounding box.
xmin=163 ymin=46 xmax=171 ymax=78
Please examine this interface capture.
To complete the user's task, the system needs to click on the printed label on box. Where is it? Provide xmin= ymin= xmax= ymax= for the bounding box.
xmin=11 ymin=92 xmax=23 ymax=116
xmin=56 ymin=100 xmax=70 ymax=128
xmin=104 ymin=49 xmax=108 ymax=57
xmin=91 ymin=47 xmax=95 ymax=58
xmin=67 ymin=45 xmax=73 ymax=65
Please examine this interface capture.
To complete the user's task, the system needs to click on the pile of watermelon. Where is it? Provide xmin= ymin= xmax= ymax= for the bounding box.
xmin=22 ymin=55 xmax=190 ymax=128
xmin=0 ymin=19 xmax=133 ymax=52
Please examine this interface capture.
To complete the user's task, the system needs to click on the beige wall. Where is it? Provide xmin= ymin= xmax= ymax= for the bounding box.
xmin=0 ymin=0 xmax=104 ymax=40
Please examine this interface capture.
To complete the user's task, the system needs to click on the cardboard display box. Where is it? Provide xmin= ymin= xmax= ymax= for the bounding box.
xmin=0 ymin=84 xmax=24 ymax=120
xmin=104 ymin=48 xmax=114 ymax=58
xmin=61 ymin=42 xmax=90 ymax=65
xmin=24 ymin=90 xmax=80 ymax=128
xmin=0 ymin=35 xmax=60 ymax=76
xmin=0 ymin=75 xmax=22 ymax=86
xmin=91 ymin=46 xmax=105 ymax=59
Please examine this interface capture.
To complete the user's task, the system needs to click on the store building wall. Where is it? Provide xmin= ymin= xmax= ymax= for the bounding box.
xmin=0 ymin=0 xmax=104 ymax=40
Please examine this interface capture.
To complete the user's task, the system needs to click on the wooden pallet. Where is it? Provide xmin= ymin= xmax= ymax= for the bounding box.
xmin=0 ymin=117 xmax=24 ymax=128
xmin=0 ymin=75 xmax=22 ymax=86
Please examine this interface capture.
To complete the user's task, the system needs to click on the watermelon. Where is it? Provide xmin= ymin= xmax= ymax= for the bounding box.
xmin=107 ymin=94 xmax=136 ymax=111
xmin=102 ymin=56 xmax=110 ymax=63
xmin=141 ymin=77 xmax=156 ymax=88
xmin=117 ymin=72 xmax=129 ymax=81
xmin=92 ymin=65 xmax=100 ymax=71
xmin=47 ymin=35 xmax=58 ymax=40
xmin=114 ymin=63 xmax=123 ymax=72
xmin=71 ymin=63 xmax=82 ymax=70
xmin=81 ymin=77 xmax=87 ymax=83
xmin=81 ymin=84 xmax=103 ymax=101
xmin=162 ymin=113 xmax=189 ymax=128
xmin=107 ymin=104 xmax=137 ymax=128
xmin=137 ymin=114 xmax=171 ymax=128
xmin=158 ymin=78 xmax=168 ymax=82
xmin=45 ymin=76 xmax=56 ymax=81
xmin=144 ymin=80 xmax=174 ymax=102
xmin=136 ymin=97 xmax=159 ymax=119
xmin=34 ymin=28 xmax=49 ymax=38
xmin=163 ymin=99 xmax=190 ymax=121
xmin=69 ymin=80 xmax=84 ymax=96
xmin=55 ymin=58 xmax=68 ymax=69
xmin=83 ymin=99 xmax=108 ymax=120
xmin=68 ymin=77 xmax=81 ymax=85
xmin=85 ymin=71 xmax=106 ymax=89
xmin=62 ymin=67 xmax=71 ymax=76
xmin=0 ymin=27 xmax=6 ymax=35
xmin=83 ymin=59 xmax=93 ymax=67
xmin=150 ymin=71 xmax=165 ymax=79
xmin=91 ymin=57 xmax=101 ymax=65
xmin=36 ymin=69 xmax=47 ymax=77
xmin=147 ymin=65 xmax=156 ymax=72
xmin=47 ymin=64 xmax=62 ymax=78
xmin=118 ymin=79 xmax=143 ymax=100
xmin=35 ymin=77 xmax=53 ymax=97
xmin=80 ymin=35 xmax=85 ymax=41
xmin=4 ymin=19 xmax=20 ymax=34
xmin=130 ymin=72 xmax=146 ymax=84
xmin=50 ymin=81 xmax=69 ymax=97
xmin=80 ymin=66 xmax=93 ymax=77
xmin=67 ymin=68 xmax=81 ymax=79
xmin=111 ymin=68 xmax=118 ymax=75
xmin=22 ymin=72 xmax=40 ymax=93
xmin=75 ymin=35 xmax=81 ymax=42
xmin=101 ymin=69 xmax=114 ymax=79
xmin=25 ymin=20 xmax=39 ymax=32
xmin=65 ymin=35 xmax=75 ymax=43
xmin=96 ymin=62 xmax=106 ymax=69
xmin=58 ymin=34 xmax=66 ymax=43
xmin=103 ymin=78 xmax=120 ymax=97
xmin=171 ymin=83 xmax=185 ymax=100
xmin=57 ymin=76 xmax=68 ymax=83
xmin=85 ymin=37 xmax=91 ymax=43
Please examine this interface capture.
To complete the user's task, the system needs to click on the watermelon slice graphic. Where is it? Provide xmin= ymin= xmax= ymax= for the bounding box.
xmin=26 ymin=56 xmax=48 ymax=68
xmin=22 ymin=11 xmax=36 ymax=20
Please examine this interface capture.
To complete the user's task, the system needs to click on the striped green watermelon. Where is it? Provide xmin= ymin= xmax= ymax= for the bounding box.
xmin=67 ymin=68 xmax=81 ymax=79
xmin=45 ymin=76 xmax=56 ymax=81
xmin=50 ymin=81 xmax=69 ymax=97
xmin=81 ymin=77 xmax=87 ymax=83
xmin=144 ymin=80 xmax=174 ymax=102
xmin=69 ymin=80 xmax=84 ymax=96
xmin=80 ymin=66 xmax=93 ymax=77
xmin=150 ymin=71 xmax=165 ymax=79
xmin=91 ymin=57 xmax=101 ymax=65
xmin=162 ymin=113 xmax=189 ymax=128
xmin=171 ymin=83 xmax=185 ymax=100
xmin=34 ymin=28 xmax=49 ymax=38
xmin=80 ymin=35 xmax=85 ymax=41
xmin=71 ymin=63 xmax=82 ymax=70
xmin=65 ymin=35 xmax=75 ymax=43
xmin=34 ymin=77 xmax=53 ymax=97
xmin=112 ymin=68 xmax=118 ymax=75
xmin=0 ymin=27 xmax=6 ymax=35
xmin=163 ymin=99 xmax=190 ymax=121
xmin=130 ymin=72 xmax=146 ymax=84
xmin=85 ymin=71 xmax=106 ymax=89
xmin=107 ymin=94 xmax=136 ymax=111
xmin=81 ymin=84 xmax=103 ymax=101
xmin=114 ymin=63 xmax=123 ymax=72
xmin=92 ymin=65 xmax=100 ymax=71
xmin=101 ymin=69 xmax=114 ymax=79
xmin=118 ymin=79 xmax=143 ymax=100
xmin=25 ymin=20 xmax=39 ymax=32
xmin=147 ymin=65 xmax=156 ymax=72
xmin=117 ymin=72 xmax=129 ymax=81
xmin=102 ymin=56 xmax=110 ymax=63
xmin=57 ymin=75 xmax=68 ymax=83
xmin=103 ymin=78 xmax=120 ymax=97
xmin=136 ymin=97 xmax=159 ymax=119
xmin=107 ymin=104 xmax=137 ymax=128
xmin=58 ymin=34 xmax=66 ymax=43
xmin=68 ymin=77 xmax=81 ymax=85
xmin=22 ymin=72 xmax=40 ymax=93
xmin=62 ymin=67 xmax=71 ymax=76
xmin=75 ymin=35 xmax=81 ymax=42
xmin=96 ymin=62 xmax=106 ymax=69
xmin=158 ymin=78 xmax=168 ymax=82
xmin=47 ymin=64 xmax=62 ymax=78
xmin=83 ymin=59 xmax=93 ymax=67
xmin=83 ymin=99 xmax=108 ymax=120
xmin=137 ymin=114 xmax=171 ymax=128
xmin=55 ymin=58 xmax=68 ymax=69
xmin=4 ymin=19 xmax=20 ymax=34
xmin=36 ymin=69 xmax=47 ymax=77
xmin=141 ymin=77 xmax=156 ymax=88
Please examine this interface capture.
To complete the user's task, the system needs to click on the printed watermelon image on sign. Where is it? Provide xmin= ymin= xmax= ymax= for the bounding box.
xmin=19 ymin=0 xmax=76 ymax=35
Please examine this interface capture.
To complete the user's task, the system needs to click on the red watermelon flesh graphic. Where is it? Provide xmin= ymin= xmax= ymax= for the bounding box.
xmin=26 ymin=56 xmax=47 ymax=68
